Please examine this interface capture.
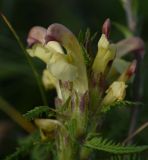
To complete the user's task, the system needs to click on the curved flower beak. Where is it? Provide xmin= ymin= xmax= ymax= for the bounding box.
xmin=116 ymin=37 xmax=144 ymax=58
xmin=46 ymin=23 xmax=88 ymax=94
xmin=27 ymin=26 xmax=47 ymax=47
xmin=27 ymin=24 xmax=88 ymax=103
xmin=102 ymin=18 xmax=111 ymax=39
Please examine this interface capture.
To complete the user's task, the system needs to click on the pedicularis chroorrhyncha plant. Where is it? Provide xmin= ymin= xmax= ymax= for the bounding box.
xmin=13 ymin=18 xmax=146 ymax=160
xmin=0 ymin=0 xmax=147 ymax=159
xmin=1 ymin=12 xmax=147 ymax=159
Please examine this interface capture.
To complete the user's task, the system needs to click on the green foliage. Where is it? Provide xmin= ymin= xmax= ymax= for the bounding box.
xmin=30 ymin=141 xmax=52 ymax=160
xmin=81 ymin=44 xmax=91 ymax=66
xmin=5 ymin=132 xmax=53 ymax=160
xmin=131 ymin=0 xmax=139 ymax=16
xmin=110 ymin=154 xmax=142 ymax=160
xmin=84 ymin=137 xmax=148 ymax=154
xmin=23 ymin=106 xmax=51 ymax=120
xmin=78 ymin=28 xmax=97 ymax=66
xmin=101 ymin=100 xmax=143 ymax=113
xmin=66 ymin=118 xmax=77 ymax=139
xmin=5 ymin=132 xmax=40 ymax=160
xmin=0 ymin=2 xmax=147 ymax=160
xmin=113 ymin=22 xmax=133 ymax=38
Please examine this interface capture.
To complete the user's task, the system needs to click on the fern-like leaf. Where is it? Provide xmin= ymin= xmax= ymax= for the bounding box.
xmin=31 ymin=141 xmax=53 ymax=160
xmin=5 ymin=132 xmax=40 ymax=160
xmin=101 ymin=100 xmax=143 ymax=113
xmin=110 ymin=154 xmax=142 ymax=160
xmin=5 ymin=132 xmax=53 ymax=160
xmin=81 ymin=44 xmax=91 ymax=65
xmin=23 ymin=106 xmax=51 ymax=120
xmin=84 ymin=137 xmax=148 ymax=154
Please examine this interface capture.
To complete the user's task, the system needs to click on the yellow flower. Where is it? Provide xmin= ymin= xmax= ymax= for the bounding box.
xmin=27 ymin=24 xmax=88 ymax=102
xmin=92 ymin=34 xmax=116 ymax=75
xmin=34 ymin=119 xmax=62 ymax=140
xmin=101 ymin=81 xmax=127 ymax=106
xmin=42 ymin=69 xmax=56 ymax=89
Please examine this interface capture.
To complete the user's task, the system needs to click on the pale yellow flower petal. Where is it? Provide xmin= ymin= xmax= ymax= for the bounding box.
xmin=42 ymin=69 xmax=56 ymax=89
xmin=46 ymin=41 xmax=64 ymax=54
xmin=46 ymin=23 xmax=88 ymax=94
xmin=92 ymin=34 xmax=116 ymax=74
xmin=27 ymin=41 xmax=64 ymax=64
xmin=34 ymin=119 xmax=61 ymax=140
xmin=101 ymin=81 xmax=127 ymax=105
xmin=27 ymin=44 xmax=51 ymax=63
xmin=48 ymin=59 xmax=78 ymax=81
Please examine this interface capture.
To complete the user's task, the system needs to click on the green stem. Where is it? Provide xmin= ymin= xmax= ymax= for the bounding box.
xmin=57 ymin=134 xmax=77 ymax=160
xmin=0 ymin=96 xmax=36 ymax=133
xmin=0 ymin=13 xmax=48 ymax=106
xmin=56 ymin=124 xmax=80 ymax=160
xmin=121 ymin=0 xmax=144 ymax=144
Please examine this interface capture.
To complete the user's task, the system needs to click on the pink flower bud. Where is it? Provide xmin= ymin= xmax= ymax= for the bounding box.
xmin=102 ymin=18 xmax=111 ymax=39
xmin=118 ymin=60 xmax=137 ymax=82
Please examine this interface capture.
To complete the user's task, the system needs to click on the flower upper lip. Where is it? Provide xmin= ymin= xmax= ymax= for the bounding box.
xmin=27 ymin=26 xmax=47 ymax=47
xmin=27 ymin=23 xmax=88 ymax=97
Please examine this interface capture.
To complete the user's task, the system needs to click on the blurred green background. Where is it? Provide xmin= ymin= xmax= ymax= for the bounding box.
xmin=0 ymin=0 xmax=148 ymax=158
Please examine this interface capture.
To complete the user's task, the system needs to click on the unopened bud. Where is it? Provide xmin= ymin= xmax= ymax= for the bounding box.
xmin=118 ymin=60 xmax=137 ymax=82
xmin=35 ymin=119 xmax=61 ymax=140
xmin=92 ymin=34 xmax=116 ymax=75
xmin=102 ymin=18 xmax=111 ymax=39
xmin=101 ymin=81 xmax=127 ymax=106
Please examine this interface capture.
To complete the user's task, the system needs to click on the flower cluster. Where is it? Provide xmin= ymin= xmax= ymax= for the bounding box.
xmin=26 ymin=19 xmax=141 ymax=159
